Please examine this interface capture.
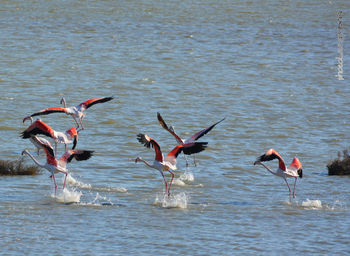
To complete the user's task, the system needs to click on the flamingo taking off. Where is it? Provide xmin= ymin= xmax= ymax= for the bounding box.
xmin=157 ymin=112 xmax=225 ymax=166
xmin=22 ymin=136 xmax=94 ymax=196
xmin=135 ymin=133 xmax=207 ymax=196
xmin=23 ymin=96 xmax=114 ymax=131
xmin=21 ymin=119 xmax=78 ymax=154
xmin=253 ymin=149 xmax=303 ymax=201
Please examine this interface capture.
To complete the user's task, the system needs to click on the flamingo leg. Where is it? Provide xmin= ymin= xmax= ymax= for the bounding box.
xmin=283 ymin=177 xmax=292 ymax=202
xmin=72 ymin=116 xmax=80 ymax=130
xmin=184 ymin=154 xmax=189 ymax=168
xmin=62 ymin=172 xmax=68 ymax=189
xmin=79 ymin=116 xmax=85 ymax=130
xmin=193 ymin=155 xmax=197 ymax=167
xmin=51 ymin=174 xmax=58 ymax=197
xmin=184 ymin=155 xmax=189 ymax=168
xmin=292 ymin=177 xmax=297 ymax=198
xmin=167 ymin=170 xmax=175 ymax=196
xmin=160 ymin=171 xmax=168 ymax=195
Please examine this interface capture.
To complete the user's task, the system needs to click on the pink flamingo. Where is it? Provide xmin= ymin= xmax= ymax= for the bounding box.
xmin=157 ymin=112 xmax=224 ymax=167
xmin=135 ymin=133 xmax=207 ymax=196
xmin=21 ymin=119 xmax=78 ymax=154
xmin=23 ymin=97 xmax=114 ymax=130
xmin=22 ymin=136 xmax=94 ymax=196
xmin=254 ymin=149 xmax=303 ymax=201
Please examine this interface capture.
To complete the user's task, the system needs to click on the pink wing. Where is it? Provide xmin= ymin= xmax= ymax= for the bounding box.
xmin=59 ymin=149 xmax=94 ymax=163
xmin=21 ymin=120 xmax=55 ymax=139
xmin=137 ymin=133 xmax=164 ymax=162
xmin=165 ymin=145 xmax=184 ymax=165
xmin=23 ymin=107 xmax=68 ymax=122
xmin=289 ymin=156 xmax=303 ymax=178
xmin=256 ymin=148 xmax=286 ymax=171
xmin=78 ymin=97 xmax=114 ymax=110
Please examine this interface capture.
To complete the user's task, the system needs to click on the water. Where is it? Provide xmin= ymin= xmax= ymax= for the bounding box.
xmin=1 ymin=0 xmax=350 ymax=254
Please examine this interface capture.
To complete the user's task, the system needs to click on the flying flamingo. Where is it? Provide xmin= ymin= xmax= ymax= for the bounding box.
xmin=157 ymin=112 xmax=225 ymax=167
xmin=23 ymin=96 xmax=114 ymax=130
xmin=21 ymin=119 xmax=78 ymax=154
xmin=135 ymin=133 xmax=207 ymax=196
xmin=21 ymin=136 xmax=94 ymax=196
xmin=253 ymin=149 xmax=303 ymax=201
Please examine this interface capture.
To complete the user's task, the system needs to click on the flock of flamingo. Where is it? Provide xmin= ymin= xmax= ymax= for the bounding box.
xmin=20 ymin=96 xmax=303 ymax=201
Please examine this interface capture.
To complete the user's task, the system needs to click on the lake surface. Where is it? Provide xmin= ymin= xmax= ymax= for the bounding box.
xmin=1 ymin=0 xmax=350 ymax=255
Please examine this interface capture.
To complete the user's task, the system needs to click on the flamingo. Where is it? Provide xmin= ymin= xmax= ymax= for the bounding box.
xmin=135 ymin=133 xmax=207 ymax=196
xmin=23 ymin=96 xmax=114 ymax=130
xmin=157 ymin=112 xmax=225 ymax=167
xmin=21 ymin=136 xmax=94 ymax=196
xmin=21 ymin=119 xmax=78 ymax=154
xmin=253 ymin=149 xmax=303 ymax=201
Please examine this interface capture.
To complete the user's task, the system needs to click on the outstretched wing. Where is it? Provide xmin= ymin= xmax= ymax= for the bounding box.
xmin=288 ymin=156 xmax=303 ymax=178
xmin=255 ymin=148 xmax=286 ymax=171
xmin=157 ymin=112 xmax=183 ymax=144
xmin=137 ymin=133 xmax=163 ymax=162
xmin=256 ymin=149 xmax=283 ymax=162
xmin=187 ymin=117 xmax=225 ymax=142
xmin=21 ymin=120 xmax=55 ymax=139
xmin=182 ymin=142 xmax=208 ymax=155
xmin=23 ymin=107 xmax=68 ymax=122
xmin=79 ymin=97 xmax=114 ymax=110
xmin=60 ymin=150 xmax=94 ymax=163
xmin=30 ymin=136 xmax=55 ymax=157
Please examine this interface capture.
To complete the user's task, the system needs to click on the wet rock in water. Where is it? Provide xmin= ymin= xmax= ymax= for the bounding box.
xmin=327 ymin=149 xmax=350 ymax=175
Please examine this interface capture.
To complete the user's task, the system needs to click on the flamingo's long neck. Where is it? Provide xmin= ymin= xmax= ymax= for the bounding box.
xmin=139 ymin=158 xmax=155 ymax=169
xmin=259 ymin=162 xmax=279 ymax=176
xmin=61 ymin=97 xmax=67 ymax=108
xmin=24 ymin=151 xmax=45 ymax=168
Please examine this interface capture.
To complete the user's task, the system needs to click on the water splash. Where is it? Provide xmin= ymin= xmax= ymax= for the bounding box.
xmin=172 ymin=178 xmax=187 ymax=186
xmin=66 ymin=174 xmax=92 ymax=189
xmin=172 ymin=169 xmax=203 ymax=187
xmin=78 ymin=192 xmax=114 ymax=206
xmin=55 ymin=188 xmax=82 ymax=204
xmin=179 ymin=170 xmax=195 ymax=183
xmin=153 ymin=192 xmax=188 ymax=209
xmin=300 ymin=199 xmax=323 ymax=210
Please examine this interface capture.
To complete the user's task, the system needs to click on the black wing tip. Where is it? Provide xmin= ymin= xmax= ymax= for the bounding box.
xmin=136 ymin=133 xmax=151 ymax=148
xmin=73 ymin=150 xmax=94 ymax=162
xmin=157 ymin=112 xmax=170 ymax=130
xmin=20 ymin=131 xmax=30 ymax=139
xmin=104 ymin=96 xmax=114 ymax=101
xmin=257 ymin=153 xmax=276 ymax=162
xmin=47 ymin=146 xmax=55 ymax=158
xmin=183 ymin=142 xmax=208 ymax=155
xmin=298 ymin=168 xmax=303 ymax=178
xmin=85 ymin=150 xmax=94 ymax=158
xmin=99 ymin=96 xmax=114 ymax=103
